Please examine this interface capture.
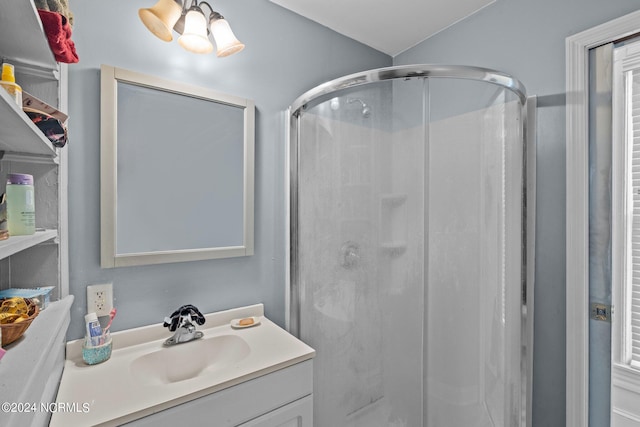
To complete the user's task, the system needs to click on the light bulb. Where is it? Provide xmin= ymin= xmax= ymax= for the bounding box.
xmin=138 ymin=0 xmax=182 ymax=42
xmin=178 ymin=8 xmax=213 ymax=54
xmin=209 ymin=16 xmax=244 ymax=57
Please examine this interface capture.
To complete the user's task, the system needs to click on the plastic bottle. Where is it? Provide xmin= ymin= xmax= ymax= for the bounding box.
xmin=85 ymin=312 xmax=103 ymax=347
xmin=6 ymin=173 xmax=35 ymax=236
xmin=0 ymin=63 xmax=22 ymax=107
xmin=0 ymin=327 xmax=4 ymax=362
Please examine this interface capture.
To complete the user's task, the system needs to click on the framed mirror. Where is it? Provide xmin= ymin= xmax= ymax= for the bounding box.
xmin=100 ymin=65 xmax=254 ymax=268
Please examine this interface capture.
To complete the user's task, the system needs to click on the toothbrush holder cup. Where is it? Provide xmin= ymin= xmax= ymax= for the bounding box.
xmin=82 ymin=333 xmax=112 ymax=365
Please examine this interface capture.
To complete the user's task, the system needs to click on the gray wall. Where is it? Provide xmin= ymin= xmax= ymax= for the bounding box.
xmin=66 ymin=0 xmax=390 ymax=340
xmin=394 ymin=1 xmax=639 ymax=426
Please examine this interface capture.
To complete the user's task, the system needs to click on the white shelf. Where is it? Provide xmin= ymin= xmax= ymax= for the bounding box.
xmin=0 ymin=88 xmax=57 ymax=157
xmin=0 ymin=0 xmax=57 ymax=71
xmin=380 ymin=193 xmax=408 ymax=207
xmin=0 ymin=229 xmax=58 ymax=261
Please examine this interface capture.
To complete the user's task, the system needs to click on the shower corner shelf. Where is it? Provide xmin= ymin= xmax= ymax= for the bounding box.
xmin=380 ymin=241 xmax=407 ymax=256
xmin=342 ymin=183 xmax=371 ymax=189
xmin=380 ymin=193 xmax=408 ymax=207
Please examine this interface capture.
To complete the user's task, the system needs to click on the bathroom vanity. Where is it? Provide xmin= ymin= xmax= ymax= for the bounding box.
xmin=50 ymin=304 xmax=315 ymax=426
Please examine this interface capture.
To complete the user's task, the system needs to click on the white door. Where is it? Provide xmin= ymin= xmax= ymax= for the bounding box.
xmin=611 ymin=39 xmax=640 ymax=427
xmin=566 ymin=10 xmax=640 ymax=427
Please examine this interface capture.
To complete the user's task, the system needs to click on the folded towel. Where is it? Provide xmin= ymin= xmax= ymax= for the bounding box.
xmin=34 ymin=0 xmax=74 ymax=26
xmin=34 ymin=0 xmax=49 ymax=11
xmin=37 ymin=10 xmax=79 ymax=64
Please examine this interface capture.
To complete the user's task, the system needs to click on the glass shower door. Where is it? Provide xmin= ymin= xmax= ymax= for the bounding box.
xmin=296 ymin=78 xmax=426 ymax=427
xmin=423 ymin=79 xmax=524 ymax=427
xmin=291 ymin=67 xmax=527 ymax=427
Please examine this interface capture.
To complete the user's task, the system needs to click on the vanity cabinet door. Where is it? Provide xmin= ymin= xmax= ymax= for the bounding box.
xmin=237 ymin=395 xmax=313 ymax=427
xmin=123 ymin=360 xmax=313 ymax=427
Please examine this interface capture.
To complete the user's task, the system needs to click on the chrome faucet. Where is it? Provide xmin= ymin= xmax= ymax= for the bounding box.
xmin=163 ymin=304 xmax=205 ymax=346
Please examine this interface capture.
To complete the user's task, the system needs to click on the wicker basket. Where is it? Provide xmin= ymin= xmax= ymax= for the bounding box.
xmin=0 ymin=300 xmax=39 ymax=346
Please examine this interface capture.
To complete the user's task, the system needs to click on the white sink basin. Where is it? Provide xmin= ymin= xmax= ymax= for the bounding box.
xmin=50 ymin=304 xmax=315 ymax=427
xmin=130 ymin=335 xmax=250 ymax=385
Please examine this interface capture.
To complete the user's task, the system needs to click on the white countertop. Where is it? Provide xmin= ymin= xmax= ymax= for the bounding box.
xmin=50 ymin=304 xmax=315 ymax=427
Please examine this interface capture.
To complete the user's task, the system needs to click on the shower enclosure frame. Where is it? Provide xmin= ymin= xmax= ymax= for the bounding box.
xmin=285 ymin=64 xmax=535 ymax=427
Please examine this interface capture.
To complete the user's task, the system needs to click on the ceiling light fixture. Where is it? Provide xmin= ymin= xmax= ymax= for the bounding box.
xmin=139 ymin=0 xmax=245 ymax=56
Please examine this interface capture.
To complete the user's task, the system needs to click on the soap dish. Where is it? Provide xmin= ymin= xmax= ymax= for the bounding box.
xmin=230 ymin=316 xmax=261 ymax=329
xmin=82 ymin=335 xmax=112 ymax=365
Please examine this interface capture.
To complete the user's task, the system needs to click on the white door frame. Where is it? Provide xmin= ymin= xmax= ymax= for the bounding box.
xmin=566 ymin=9 xmax=640 ymax=427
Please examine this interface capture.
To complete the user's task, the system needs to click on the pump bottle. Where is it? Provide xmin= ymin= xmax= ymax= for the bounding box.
xmin=0 ymin=63 xmax=22 ymax=106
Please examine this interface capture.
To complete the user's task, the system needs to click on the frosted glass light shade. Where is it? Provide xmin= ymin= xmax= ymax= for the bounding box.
xmin=178 ymin=9 xmax=213 ymax=54
xmin=138 ymin=0 xmax=182 ymax=42
xmin=210 ymin=18 xmax=245 ymax=57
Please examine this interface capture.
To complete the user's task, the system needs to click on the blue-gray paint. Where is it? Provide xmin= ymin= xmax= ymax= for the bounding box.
xmin=395 ymin=0 xmax=640 ymax=426
xmin=67 ymin=0 xmax=390 ymax=341
xmin=66 ymin=0 xmax=640 ymax=425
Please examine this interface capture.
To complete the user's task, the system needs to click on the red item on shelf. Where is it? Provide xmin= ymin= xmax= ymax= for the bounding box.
xmin=36 ymin=9 xmax=79 ymax=64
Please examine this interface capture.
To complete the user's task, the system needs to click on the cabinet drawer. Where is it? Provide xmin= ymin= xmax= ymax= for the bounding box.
xmin=237 ymin=395 xmax=312 ymax=427
xmin=125 ymin=360 xmax=313 ymax=426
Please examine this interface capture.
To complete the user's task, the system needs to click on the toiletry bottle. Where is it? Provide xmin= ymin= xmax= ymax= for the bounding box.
xmin=85 ymin=312 xmax=103 ymax=347
xmin=6 ymin=173 xmax=35 ymax=236
xmin=0 ymin=63 xmax=23 ymax=107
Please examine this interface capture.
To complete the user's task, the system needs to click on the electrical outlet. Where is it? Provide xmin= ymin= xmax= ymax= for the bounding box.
xmin=87 ymin=283 xmax=113 ymax=317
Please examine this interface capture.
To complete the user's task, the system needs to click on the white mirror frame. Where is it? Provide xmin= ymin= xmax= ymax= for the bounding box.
xmin=100 ymin=64 xmax=254 ymax=268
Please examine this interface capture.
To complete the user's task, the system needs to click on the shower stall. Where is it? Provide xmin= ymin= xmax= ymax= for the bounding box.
xmin=287 ymin=65 xmax=533 ymax=427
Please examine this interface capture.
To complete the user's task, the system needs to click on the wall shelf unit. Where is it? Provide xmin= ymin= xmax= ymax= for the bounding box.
xmin=0 ymin=0 xmax=69 ymax=303
xmin=0 ymin=0 xmax=70 ymax=422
